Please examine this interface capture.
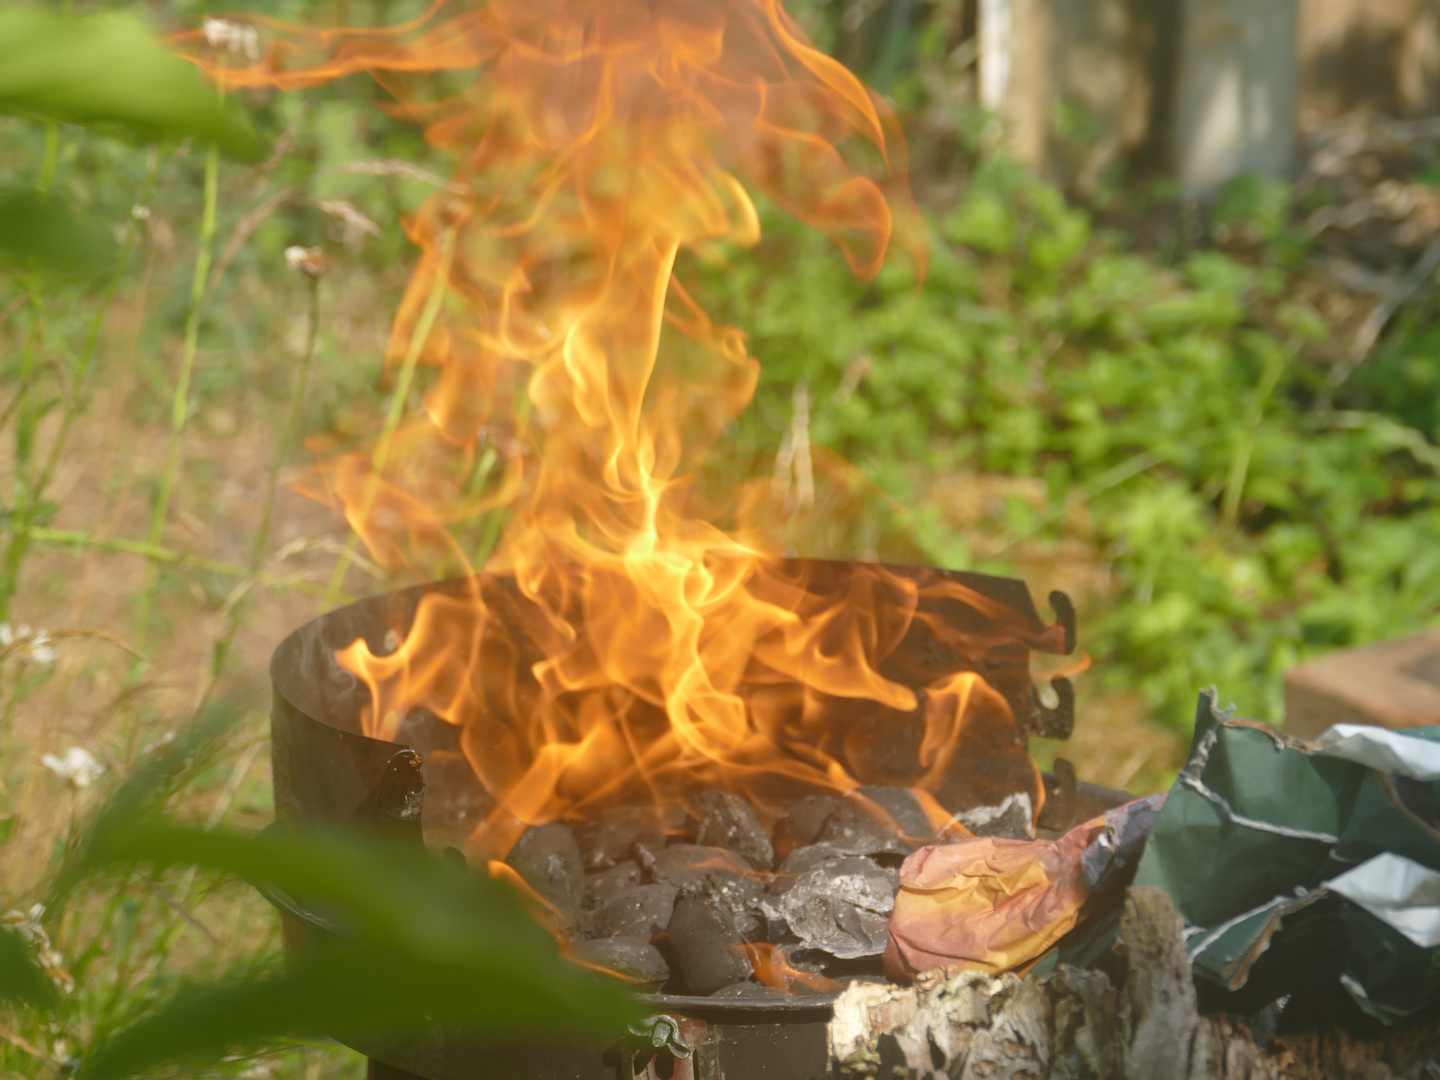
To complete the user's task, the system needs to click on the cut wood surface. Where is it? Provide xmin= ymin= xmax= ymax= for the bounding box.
xmin=829 ymin=888 xmax=1440 ymax=1079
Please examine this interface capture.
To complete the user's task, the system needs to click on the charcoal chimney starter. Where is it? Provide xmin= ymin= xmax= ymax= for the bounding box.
xmin=266 ymin=560 xmax=1123 ymax=1080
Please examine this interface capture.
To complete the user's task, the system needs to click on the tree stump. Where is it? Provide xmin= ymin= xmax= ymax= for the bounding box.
xmin=829 ymin=888 xmax=1440 ymax=1079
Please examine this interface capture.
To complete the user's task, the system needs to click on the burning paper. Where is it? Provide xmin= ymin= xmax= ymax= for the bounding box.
xmin=884 ymin=795 xmax=1164 ymax=981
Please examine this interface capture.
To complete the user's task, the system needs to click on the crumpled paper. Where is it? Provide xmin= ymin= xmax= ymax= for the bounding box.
xmin=884 ymin=795 xmax=1164 ymax=980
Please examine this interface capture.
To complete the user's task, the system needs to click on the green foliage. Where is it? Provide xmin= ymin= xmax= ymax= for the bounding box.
xmin=0 ymin=190 xmax=115 ymax=275
xmin=0 ymin=5 xmax=265 ymax=163
xmin=71 ymin=824 xmax=634 ymax=1079
xmin=697 ymin=157 xmax=1440 ymax=729
xmin=0 ymin=926 xmax=56 ymax=1011
xmin=0 ymin=709 xmax=634 ymax=1079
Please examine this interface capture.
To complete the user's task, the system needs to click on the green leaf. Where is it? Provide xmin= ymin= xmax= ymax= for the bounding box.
xmin=0 ymin=926 xmax=57 ymax=1011
xmin=0 ymin=6 xmax=265 ymax=162
xmin=943 ymin=191 xmax=1015 ymax=253
xmin=76 ymin=824 xmax=636 ymax=1079
xmin=0 ymin=190 xmax=116 ymax=275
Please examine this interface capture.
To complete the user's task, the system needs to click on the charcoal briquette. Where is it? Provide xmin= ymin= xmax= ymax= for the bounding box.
xmin=638 ymin=843 xmax=765 ymax=937
xmin=950 ymin=791 xmax=1034 ymax=840
xmin=639 ymin=843 xmax=751 ymax=890
xmin=777 ymin=842 xmax=851 ymax=877
xmin=572 ymin=807 xmax=670 ymax=872
xmin=855 ymin=786 xmax=934 ymax=840
xmin=569 ymin=936 xmax=669 ymax=989
xmin=589 ymin=883 xmax=678 ymax=940
xmin=585 ymin=860 xmax=642 ymax=909
xmin=776 ymin=855 xmax=897 ymax=960
xmin=689 ymin=790 xmax=774 ymax=869
xmin=506 ymin=822 xmax=586 ymax=916
xmin=662 ymin=888 xmax=754 ymax=996
xmin=772 ymin=794 xmax=842 ymax=863
xmin=814 ymin=787 xmax=933 ymax=857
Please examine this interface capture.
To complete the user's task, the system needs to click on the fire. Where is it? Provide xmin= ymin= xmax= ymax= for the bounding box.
xmin=737 ymin=942 xmax=840 ymax=995
xmin=194 ymin=1 xmax=1058 ymax=856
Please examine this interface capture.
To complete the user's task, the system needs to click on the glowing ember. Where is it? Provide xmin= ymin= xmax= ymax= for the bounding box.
xmin=196 ymin=1 xmax=1062 ymax=861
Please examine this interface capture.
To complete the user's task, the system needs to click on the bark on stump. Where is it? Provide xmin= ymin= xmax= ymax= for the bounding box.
xmin=829 ymin=887 xmax=1440 ymax=1079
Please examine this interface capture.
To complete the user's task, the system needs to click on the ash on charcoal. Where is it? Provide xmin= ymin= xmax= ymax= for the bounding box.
xmin=709 ymin=982 xmax=785 ymax=1001
xmin=773 ymin=794 xmax=842 ymax=863
xmin=662 ymin=886 xmax=754 ymax=996
xmin=778 ymin=843 xmax=852 ymax=875
xmin=689 ymin=790 xmax=774 ymax=869
xmin=569 ymin=936 xmax=669 ymax=989
xmin=951 ymin=791 xmax=1034 ymax=840
xmin=585 ymin=860 xmax=642 ymax=909
xmin=589 ymin=883 xmax=677 ymax=940
xmin=506 ymin=822 xmax=586 ymax=916
xmin=774 ymin=855 xmax=897 ymax=960
xmin=814 ymin=787 xmax=934 ymax=857
xmin=637 ymin=843 xmax=765 ymax=937
xmin=572 ymin=807 xmax=671 ymax=872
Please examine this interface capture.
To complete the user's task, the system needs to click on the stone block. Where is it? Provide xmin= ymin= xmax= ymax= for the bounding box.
xmin=1284 ymin=628 xmax=1440 ymax=739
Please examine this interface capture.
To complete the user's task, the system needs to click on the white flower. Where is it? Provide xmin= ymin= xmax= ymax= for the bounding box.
xmin=202 ymin=17 xmax=261 ymax=62
xmin=284 ymin=246 xmax=329 ymax=277
xmin=0 ymin=623 xmax=57 ymax=664
xmin=39 ymin=748 xmax=104 ymax=790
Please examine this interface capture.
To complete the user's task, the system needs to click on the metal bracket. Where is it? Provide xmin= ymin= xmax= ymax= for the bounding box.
xmin=627 ymin=1016 xmax=692 ymax=1060
xmin=1049 ymin=589 xmax=1076 ymax=655
xmin=605 ymin=1014 xmax=707 ymax=1080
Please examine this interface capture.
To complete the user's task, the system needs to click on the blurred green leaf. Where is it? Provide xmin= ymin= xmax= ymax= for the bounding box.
xmin=0 ymin=5 xmax=265 ymax=162
xmin=0 ymin=189 xmax=116 ymax=275
xmin=77 ymin=823 xmax=636 ymax=1079
xmin=0 ymin=926 xmax=57 ymax=1011
xmin=48 ymin=706 xmax=241 ymax=908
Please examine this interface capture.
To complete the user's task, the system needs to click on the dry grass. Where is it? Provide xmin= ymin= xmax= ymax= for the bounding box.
xmin=0 ymin=157 xmax=396 ymax=1070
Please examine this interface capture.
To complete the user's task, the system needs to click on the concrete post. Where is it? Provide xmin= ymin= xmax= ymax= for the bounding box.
xmin=1174 ymin=0 xmax=1299 ymax=197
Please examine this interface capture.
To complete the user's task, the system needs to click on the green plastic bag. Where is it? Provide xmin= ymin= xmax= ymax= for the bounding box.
xmin=1133 ymin=689 xmax=1440 ymax=1023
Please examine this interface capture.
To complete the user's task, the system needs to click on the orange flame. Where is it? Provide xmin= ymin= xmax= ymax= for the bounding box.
xmin=189 ymin=1 xmax=1054 ymax=856
xmin=736 ymin=941 xmax=841 ymax=995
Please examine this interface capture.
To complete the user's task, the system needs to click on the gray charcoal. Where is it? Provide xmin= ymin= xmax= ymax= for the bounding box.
xmin=772 ymin=794 xmax=841 ymax=862
xmin=777 ymin=843 xmax=851 ymax=876
xmin=777 ymin=855 xmax=897 ymax=960
xmin=569 ymin=936 xmax=669 ymax=988
xmin=815 ymin=786 xmax=936 ymax=858
xmin=585 ymin=860 xmax=642 ymax=909
xmin=572 ymin=807 xmax=669 ymax=871
xmin=638 ymin=843 xmax=765 ymax=937
xmin=506 ymin=822 xmax=586 ymax=916
xmin=855 ymin=786 xmax=934 ymax=840
xmin=690 ymin=790 xmax=774 ymax=869
xmin=639 ymin=843 xmax=750 ymax=889
xmin=951 ymin=791 xmax=1035 ymax=841
xmin=709 ymin=981 xmax=785 ymax=1001
xmin=590 ymin=883 xmax=677 ymax=940
xmin=663 ymin=888 xmax=754 ymax=995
